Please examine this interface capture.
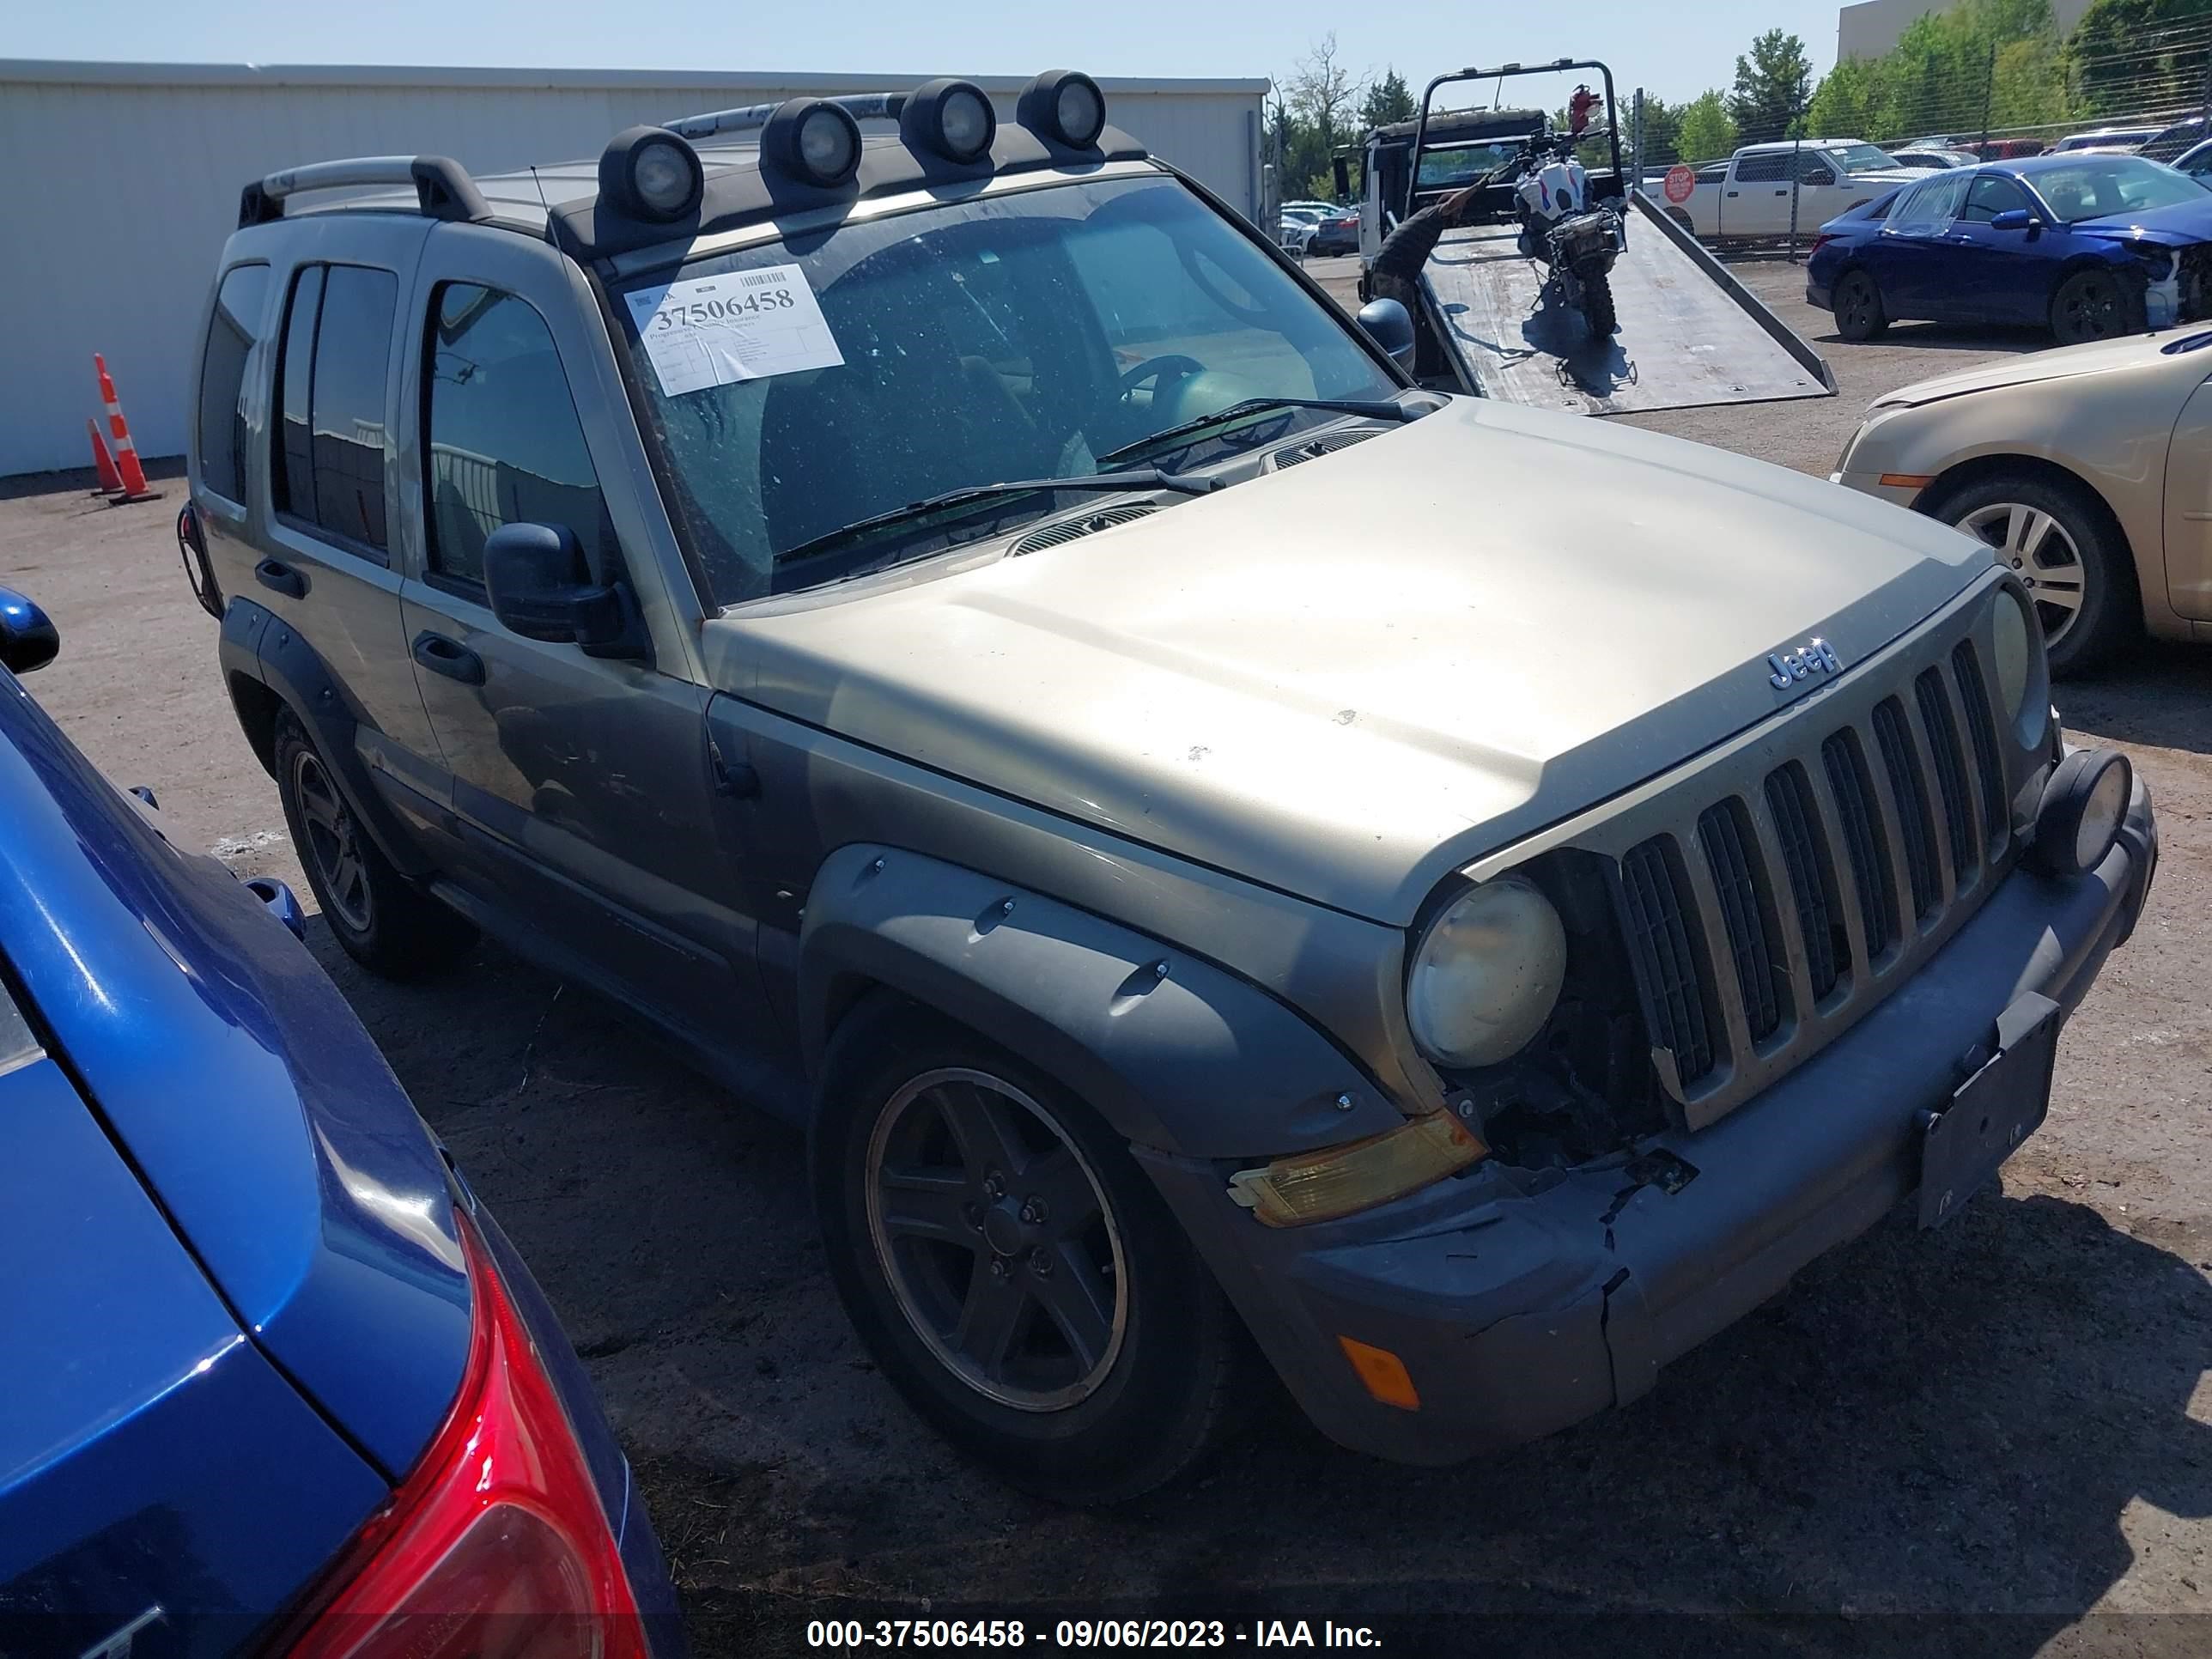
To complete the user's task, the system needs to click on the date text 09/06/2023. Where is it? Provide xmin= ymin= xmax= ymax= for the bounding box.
xmin=805 ymin=1619 xmax=1385 ymax=1650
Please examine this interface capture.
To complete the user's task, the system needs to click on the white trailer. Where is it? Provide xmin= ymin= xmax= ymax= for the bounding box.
xmin=1347 ymin=59 xmax=1837 ymax=416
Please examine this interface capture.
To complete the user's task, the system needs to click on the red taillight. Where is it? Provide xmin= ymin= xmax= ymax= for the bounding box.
xmin=1809 ymin=234 xmax=1836 ymax=257
xmin=278 ymin=1216 xmax=644 ymax=1659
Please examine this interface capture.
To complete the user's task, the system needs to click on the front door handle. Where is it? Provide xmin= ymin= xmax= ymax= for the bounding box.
xmin=254 ymin=558 xmax=307 ymax=599
xmin=411 ymin=630 xmax=485 ymax=686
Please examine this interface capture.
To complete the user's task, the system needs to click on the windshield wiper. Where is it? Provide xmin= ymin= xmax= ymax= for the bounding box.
xmin=778 ymin=467 xmax=1218 ymax=569
xmin=1100 ymin=397 xmax=1419 ymax=465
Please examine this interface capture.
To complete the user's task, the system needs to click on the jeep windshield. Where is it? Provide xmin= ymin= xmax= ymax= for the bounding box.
xmin=611 ymin=173 xmax=1404 ymax=604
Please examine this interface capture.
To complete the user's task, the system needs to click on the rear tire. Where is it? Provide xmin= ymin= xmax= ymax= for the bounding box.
xmin=812 ymin=998 xmax=1238 ymax=1504
xmin=1923 ymin=470 xmax=2138 ymax=676
xmin=1832 ymin=269 xmax=1887 ymax=341
xmin=272 ymin=712 xmax=476 ymax=978
xmin=1581 ymin=269 xmax=1617 ymax=337
xmin=2050 ymin=267 xmax=2142 ymax=344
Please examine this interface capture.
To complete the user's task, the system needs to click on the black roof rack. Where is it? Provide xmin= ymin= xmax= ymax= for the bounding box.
xmin=238 ymin=155 xmax=492 ymax=228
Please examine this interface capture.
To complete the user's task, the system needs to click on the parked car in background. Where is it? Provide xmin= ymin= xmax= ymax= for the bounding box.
xmin=2174 ymin=137 xmax=2212 ymax=180
xmin=1966 ymin=137 xmax=2049 ymax=161
xmin=1279 ymin=205 xmax=1327 ymax=254
xmin=1306 ymin=206 xmax=1361 ymax=255
xmin=2051 ymin=126 xmax=2157 ymax=154
xmin=1807 ymin=154 xmax=2212 ymax=344
xmin=1887 ymin=147 xmax=1980 ymax=170
xmin=0 ymin=591 xmax=682 ymax=1655
xmin=1833 ymin=325 xmax=2212 ymax=673
xmin=1672 ymin=138 xmax=1930 ymax=240
xmin=2140 ymin=114 xmax=2206 ymax=163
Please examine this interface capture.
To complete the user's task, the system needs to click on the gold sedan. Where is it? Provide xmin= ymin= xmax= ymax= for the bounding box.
xmin=1832 ymin=327 xmax=2212 ymax=674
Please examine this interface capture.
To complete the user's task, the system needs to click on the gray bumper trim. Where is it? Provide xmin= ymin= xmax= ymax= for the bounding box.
xmin=1141 ymin=775 xmax=2155 ymax=1466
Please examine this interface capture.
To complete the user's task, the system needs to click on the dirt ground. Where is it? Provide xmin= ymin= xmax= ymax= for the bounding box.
xmin=6 ymin=258 xmax=2211 ymax=1657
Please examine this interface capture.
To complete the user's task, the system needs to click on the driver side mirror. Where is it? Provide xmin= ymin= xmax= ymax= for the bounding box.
xmin=482 ymin=525 xmax=645 ymax=659
xmin=1355 ymin=297 xmax=1418 ymax=374
xmin=0 ymin=587 xmax=59 ymax=676
xmin=1990 ymin=208 xmax=2039 ymax=232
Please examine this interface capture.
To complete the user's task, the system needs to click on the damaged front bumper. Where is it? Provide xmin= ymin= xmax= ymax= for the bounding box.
xmin=1137 ymin=775 xmax=2156 ymax=1467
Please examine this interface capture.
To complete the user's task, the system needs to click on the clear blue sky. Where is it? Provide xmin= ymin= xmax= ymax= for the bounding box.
xmin=12 ymin=0 xmax=1849 ymax=106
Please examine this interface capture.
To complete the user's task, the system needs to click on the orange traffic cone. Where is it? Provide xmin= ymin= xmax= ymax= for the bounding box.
xmin=94 ymin=354 xmax=161 ymax=504
xmin=87 ymin=417 xmax=125 ymax=495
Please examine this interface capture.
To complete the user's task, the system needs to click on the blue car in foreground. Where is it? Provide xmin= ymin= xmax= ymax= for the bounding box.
xmin=1807 ymin=152 xmax=2212 ymax=344
xmin=0 ymin=591 xmax=681 ymax=1658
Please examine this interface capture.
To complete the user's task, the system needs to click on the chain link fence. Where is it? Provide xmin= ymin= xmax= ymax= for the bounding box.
xmin=1624 ymin=17 xmax=2212 ymax=258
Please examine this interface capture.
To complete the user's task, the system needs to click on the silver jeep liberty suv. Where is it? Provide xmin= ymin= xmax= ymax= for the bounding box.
xmin=182 ymin=70 xmax=2156 ymax=1502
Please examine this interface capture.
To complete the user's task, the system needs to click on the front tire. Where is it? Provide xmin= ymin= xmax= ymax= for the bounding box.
xmin=272 ymin=713 xmax=476 ymax=977
xmin=813 ymin=999 xmax=1237 ymax=1504
xmin=2050 ymin=267 xmax=2142 ymax=345
xmin=1924 ymin=471 xmax=2138 ymax=676
xmin=1832 ymin=268 xmax=1887 ymax=340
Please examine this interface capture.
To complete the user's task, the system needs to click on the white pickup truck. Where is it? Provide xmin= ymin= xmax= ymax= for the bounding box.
xmin=1668 ymin=139 xmax=1931 ymax=241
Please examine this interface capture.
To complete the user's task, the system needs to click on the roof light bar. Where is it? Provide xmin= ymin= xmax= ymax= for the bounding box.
xmin=666 ymin=92 xmax=903 ymax=143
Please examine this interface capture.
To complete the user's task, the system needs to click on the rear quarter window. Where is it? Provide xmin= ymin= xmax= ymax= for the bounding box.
xmin=197 ymin=264 xmax=270 ymax=505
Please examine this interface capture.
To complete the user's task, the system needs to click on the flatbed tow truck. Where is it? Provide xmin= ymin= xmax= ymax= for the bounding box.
xmin=1345 ymin=58 xmax=1836 ymax=416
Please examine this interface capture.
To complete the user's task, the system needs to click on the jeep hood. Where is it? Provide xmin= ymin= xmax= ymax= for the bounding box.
xmin=710 ymin=398 xmax=1989 ymax=924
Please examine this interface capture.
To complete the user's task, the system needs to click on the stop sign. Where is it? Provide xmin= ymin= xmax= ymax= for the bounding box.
xmin=1663 ymin=164 xmax=1696 ymax=205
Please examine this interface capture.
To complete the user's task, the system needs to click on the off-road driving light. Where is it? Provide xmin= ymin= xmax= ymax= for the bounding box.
xmin=1018 ymin=70 xmax=1107 ymax=149
xmin=1229 ymin=1111 xmax=1487 ymax=1228
xmin=764 ymin=98 xmax=862 ymax=187
xmin=2031 ymin=748 xmax=2131 ymax=877
xmin=1405 ymin=874 xmax=1567 ymax=1069
xmin=902 ymin=78 xmax=997 ymax=162
xmin=599 ymin=126 xmax=703 ymax=222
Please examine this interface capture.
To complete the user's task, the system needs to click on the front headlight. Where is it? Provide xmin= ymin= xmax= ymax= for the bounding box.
xmin=1991 ymin=582 xmax=2050 ymax=748
xmin=1405 ymin=875 xmax=1566 ymax=1069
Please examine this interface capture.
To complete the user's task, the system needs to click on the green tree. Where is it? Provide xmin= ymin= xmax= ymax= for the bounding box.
xmin=1675 ymin=89 xmax=1740 ymax=162
xmin=1729 ymin=29 xmax=1814 ymax=143
xmin=1634 ymin=93 xmax=1683 ymax=164
xmin=2069 ymin=0 xmax=2212 ymax=116
xmin=1804 ymin=0 xmax=2074 ymax=148
xmin=1360 ymin=68 xmax=1415 ymax=130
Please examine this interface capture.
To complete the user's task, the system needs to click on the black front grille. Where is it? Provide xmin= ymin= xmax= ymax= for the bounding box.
xmin=1609 ymin=629 xmax=2008 ymax=1127
xmin=1698 ymin=800 xmax=1781 ymax=1040
xmin=1620 ymin=838 xmax=1716 ymax=1085
xmin=1823 ymin=731 xmax=1896 ymax=957
xmin=1916 ymin=670 xmax=1977 ymax=879
xmin=1953 ymin=640 xmax=2008 ymax=852
xmin=1765 ymin=763 xmax=1844 ymax=1000
xmin=1872 ymin=697 xmax=1942 ymax=918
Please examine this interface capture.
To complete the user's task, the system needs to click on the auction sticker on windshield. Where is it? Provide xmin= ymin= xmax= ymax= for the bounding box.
xmin=623 ymin=267 xmax=844 ymax=396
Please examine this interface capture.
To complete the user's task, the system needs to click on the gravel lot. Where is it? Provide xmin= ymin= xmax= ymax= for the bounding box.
xmin=6 ymin=258 xmax=2210 ymax=1657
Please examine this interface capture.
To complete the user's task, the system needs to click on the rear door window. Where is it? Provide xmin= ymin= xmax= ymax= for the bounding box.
xmin=1889 ymin=173 xmax=1972 ymax=234
xmin=1734 ymin=153 xmax=1788 ymax=183
xmin=271 ymin=262 xmax=398 ymax=558
xmin=197 ymin=264 xmax=270 ymax=506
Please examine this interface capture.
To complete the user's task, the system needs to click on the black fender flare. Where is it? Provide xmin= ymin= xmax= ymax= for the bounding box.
xmin=221 ymin=598 xmax=434 ymax=878
xmin=798 ymin=844 xmax=1407 ymax=1158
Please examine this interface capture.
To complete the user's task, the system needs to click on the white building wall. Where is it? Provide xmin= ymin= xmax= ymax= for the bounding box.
xmin=0 ymin=62 xmax=1267 ymax=476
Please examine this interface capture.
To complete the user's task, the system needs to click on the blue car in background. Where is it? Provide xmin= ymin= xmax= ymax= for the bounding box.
xmin=0 ymin=591 xmax=681 ymax=1658
xmin=1806 ymin=152 xmax=2212 ymax=344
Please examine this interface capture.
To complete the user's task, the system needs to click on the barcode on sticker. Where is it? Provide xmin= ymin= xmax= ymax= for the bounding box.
xmin=739 ymin=271 xmax=783 ymax=288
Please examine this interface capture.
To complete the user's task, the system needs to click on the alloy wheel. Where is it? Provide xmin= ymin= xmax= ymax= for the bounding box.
xmin=1958 ymin=501 xmax=2087 ymax=649
xmin=2054 ymin=272 xmax=2126 ymax=343
xmin=865 ymin=1068 xmax=1127 ymax=1412
xmin=291 ymin=749 xmax=374 ymax=933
